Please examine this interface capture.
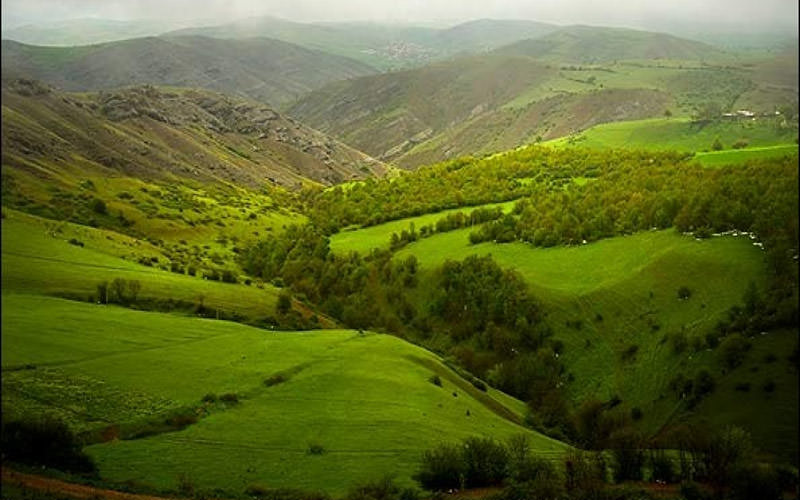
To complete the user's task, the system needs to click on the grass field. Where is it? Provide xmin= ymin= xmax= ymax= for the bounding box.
xmin=547 ymin=117 xmax=798 ymax=164
xmin=1 ymin=210 xmax=282 ymax=320
xmin=329 ymin=200 xmax=517 ymax=255
xmin=694 ymin=144 xmax=799 ymax=166
xmin=1 ymin=293 xmax=567 ymax=495
xmin=393 ymin=227 xmax=797 ymax=461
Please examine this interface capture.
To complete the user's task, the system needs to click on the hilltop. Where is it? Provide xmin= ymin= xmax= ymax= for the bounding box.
xmin=496 ymin=25 xmax=724 ymax=63
xmin=163 ymin=17 xmax=560 ymax=70
xmin=0 ymin=35 xmax=376 ymax=107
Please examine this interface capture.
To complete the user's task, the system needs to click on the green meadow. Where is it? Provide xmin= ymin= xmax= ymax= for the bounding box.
xmin=1 ymin=294 xmax=566 ymax=494
xmin=548 ymin=117 xmax=798 ymax=165
xmin=392 ymin=227 xmax=796 ymax=461
xmin=329 ymin=200 xmax=517 ymax=255
xmin=1 ymin=210 xmax=281 ymax=320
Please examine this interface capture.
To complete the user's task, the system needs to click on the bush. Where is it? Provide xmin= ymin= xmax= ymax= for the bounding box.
xmin=630 ymin=407 xmax=643 ymax=421
xmin=680 ymin=481 xmax=711 ymax=500
xmin=201 ymin=393 xmax=217 ymax=403
xmin=677 ymin=286 xmax=692 ymax=300
xmin=68 ymin=238 xmax=84 ymax=247
xmin=219 ymin=393 xmax=239 ymax=403
xmin=345 ymin=476 xmax=419 ymax=500
xmin=1 ymin=418 xmax=97 ymax=474
xmin=461 ymin=437 xmax=508 ymax=487
xmin=428 ymin=374 xmax=442 ymax=387
xmin=91 ymin=198 xmax=107 ymax=215
xmin=720 ymin=334 xmax=751 ymax=369
xmin=307 ymin=442 xmax=325 ymax=455
xmin=277 ymin=291 xmax=292 ymax=315
xmin=732 ymin=139 xmax=749 ymax=149
xmin=244 ymin=485 xmax=330 ymax=500
xmin=649 ymin=450 xmax=676 ymax=483
xmin=264 ymin=374 xmax=288 ymax=387
xmin=414 ymin=442 xmax=464 ymax=490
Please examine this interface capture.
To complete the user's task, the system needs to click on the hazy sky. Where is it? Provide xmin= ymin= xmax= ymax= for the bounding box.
xmin=2 ymin=0 xmax=798 ymax=33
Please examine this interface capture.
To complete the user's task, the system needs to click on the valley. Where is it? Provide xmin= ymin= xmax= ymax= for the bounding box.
xmin=1 ymin=5 xmax=798 ymax=500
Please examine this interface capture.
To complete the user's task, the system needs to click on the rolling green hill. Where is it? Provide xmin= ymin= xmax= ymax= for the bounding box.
xmin=0 ymin=210 xmax=290 ymax=322
xmin=1 ymin=293 xmax=567 ymax=494
xmin=0 ymin=35 xmax=376 ymax=107
xmin=496 ymin=25 xmax=725 ymax=63
xmin=288 ymin=29 xmax=796 ymax=168
xmin=547 ymin=116 xmax=799 ymax=166
xmin=390 ymin=227 xmax=797 ymax=462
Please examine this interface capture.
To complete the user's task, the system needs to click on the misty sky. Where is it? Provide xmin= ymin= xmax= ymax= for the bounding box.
xmin=2 ymin=0 xmax=798 ymax=34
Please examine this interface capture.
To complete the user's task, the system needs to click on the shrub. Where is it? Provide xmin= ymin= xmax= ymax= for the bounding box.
xmin=680 ymin=481 xmax=711 ymax=500
xmin=264 ymin=374 xmax=288 ymax=387
xmin=621 ymin=344 xmax=639 ymax=362
xmin=732 ymin=139 xmax=749 ymax=149
xmin=345 ymin=476 xmax=419 ymax=500
xmin=469 ymin=378 xmax=487 ymax=392
xmin=428 ymin=374 xmax=442 ymax=387
xmin=91 ymin=198 xmax=107 ymax=215
xmin=762 ymin=380 xmax=776 ymax=392
xmin=414 ymin=442 xmax=464 ymax=490
xmin=1 ymin=418 xmax=97 ymax=475
xmin=649 ymin=450 xmax=676 ymax=483
xmin=68 ymin=238 xmax=84 ymax=247
xmin=631 ymin=407 xmax=643 ymax=421
xmin=711 ymin=137 xmax=723 ymax=151
xmin=734 ymin=382 xmax=750 ymax=392
xmin=277 ymin=291 xmax=292 ymax=315
xmin=307 ymin=443 xmax=325 ymax=455
xmin=720 ymin=334 xmax=751 ymax=369
xmin=219 ymin=393 xmax=239 ymax=403
xmin=677 ymin=286 xmax=692 ymax=300
xmin=201 ymin=393 xmax=217 ymax=403
xmin=461 ymin=437 xmax=508 ymax=487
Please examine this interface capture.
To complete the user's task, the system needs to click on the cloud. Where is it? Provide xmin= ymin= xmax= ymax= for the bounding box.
xmin=2 ymin=0 xmax=797 ymax=33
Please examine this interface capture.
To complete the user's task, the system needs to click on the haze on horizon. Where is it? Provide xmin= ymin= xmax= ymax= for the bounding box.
xmin=2 ymin=0 xmax=798 ymax=36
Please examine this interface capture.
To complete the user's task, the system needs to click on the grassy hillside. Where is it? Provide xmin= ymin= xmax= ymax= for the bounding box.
xmin=289 ymin=31 xmax=795 ymax=168
xmin=548 ymin=116 xmax=799 ymax=166
xmin=1 ymin=82 xmax=387 ymax=188
xmin=329 ymin=200 xmax=516 ymax=255
xmin=1 ymin=210 xmax=285 ymax=323
xmin=392 ymin=228 xmax=797 ymax=462
xmin=496 ymin=25 xmax=724 ymax=63
xmin=0 ymin=36 xmax=376 ymax=107
xmin=1 ymin=293 xmax=567 ymax=494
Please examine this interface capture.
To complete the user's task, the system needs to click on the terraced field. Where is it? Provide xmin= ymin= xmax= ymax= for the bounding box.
xmin=1 ymin=294 xmax=567 ymax=494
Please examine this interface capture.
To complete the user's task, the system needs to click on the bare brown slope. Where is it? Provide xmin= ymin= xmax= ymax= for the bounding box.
xmin=1 ymin=80 xmax=387 ymax=188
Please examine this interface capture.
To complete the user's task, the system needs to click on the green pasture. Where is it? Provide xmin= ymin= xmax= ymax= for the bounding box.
xmin=393 ymin=227 xmax=795 ymax=458
xmin=1 ymin=294 xmax=567 ymax=494
xmin=1 ymin=210 xmax=281 ymax=320
xmin=329 ymin=200 xmax=517 ymax=255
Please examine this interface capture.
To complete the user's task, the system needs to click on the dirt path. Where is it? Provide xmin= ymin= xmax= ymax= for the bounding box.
xmin=1 ymin=467 xmax=190 ymax=500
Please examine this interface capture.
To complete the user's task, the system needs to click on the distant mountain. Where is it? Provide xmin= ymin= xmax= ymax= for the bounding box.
xmin=496 ymin=25 xmax=724 ymax=63
xmin=1 ymin=18 xmax=188 ymax=46
xmin=165 ymin=17 xmax=559 ymax=70
xmin=287 ymin=54 xmax=559 ymax=162
xmin=1 ymin=80 xmax=387 ymax=187
xmin=1 ymin=36 xmax=376 ymax=107
xmin=288 ymin=26 xmax=791 ymax=168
